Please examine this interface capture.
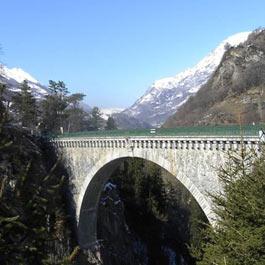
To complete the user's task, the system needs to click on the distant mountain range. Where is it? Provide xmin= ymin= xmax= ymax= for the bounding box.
xmin=120 ymin=32 xmax=250 ymax=127
xmin=2 ymin=30 xmax=260 ymax=130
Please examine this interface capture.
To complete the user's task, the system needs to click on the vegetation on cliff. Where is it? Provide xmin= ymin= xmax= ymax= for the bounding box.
xmin=0 ymin=84 xmax=79 ymax=264
xmin=0 ymin=78 xmax=115 ymax=264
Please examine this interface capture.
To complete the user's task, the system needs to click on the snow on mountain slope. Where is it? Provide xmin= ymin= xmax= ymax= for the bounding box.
xmin=2 ymin=66 xmax=38 ymax=84
xmin=100 ymin=107 xmax=124 ymax=120
xmin=0 ymin=65 xmax=49 ymax=99
xmin=122 ymin=32 xmax=251 ymax=127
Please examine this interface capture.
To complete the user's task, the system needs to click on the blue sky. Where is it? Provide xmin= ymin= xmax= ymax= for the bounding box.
xmin=1 ymin=0 xmax=265 ymax=108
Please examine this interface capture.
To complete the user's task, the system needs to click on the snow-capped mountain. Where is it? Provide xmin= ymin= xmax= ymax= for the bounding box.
xmin=122 ymin=32 xmax=251 ymax=127
xmin=0 ymin=65 xmax=49 ymax=99
xmin=100 ymin=107 xmax=124 ymax=120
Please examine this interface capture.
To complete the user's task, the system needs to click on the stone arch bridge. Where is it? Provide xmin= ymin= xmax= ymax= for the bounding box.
xmin=51 ymin=128 xmax=261 ymax=248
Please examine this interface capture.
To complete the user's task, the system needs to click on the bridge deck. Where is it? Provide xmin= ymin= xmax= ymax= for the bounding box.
xmin=54 ymin=125 xmax=262 ymax=138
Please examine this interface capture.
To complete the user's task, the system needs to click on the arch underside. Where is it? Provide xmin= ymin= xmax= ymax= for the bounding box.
xmin=77 ymin=152 xmax=215 ymax=248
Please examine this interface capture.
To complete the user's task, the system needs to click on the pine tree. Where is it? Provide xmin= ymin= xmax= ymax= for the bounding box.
xmin=12 ymin=80 xmax=38 ymax=129
xmin=192 ymin=148 xmax=265 ymax=265
xmin=40 ymin=81 xmax=69 ymax=134
xmin=40 ymin=81 xmax=95 ymax=134
xmin=48 ymin=80 xmax=68 ymax=97
xmin=0 ymin=83 xmax=9 ymax=126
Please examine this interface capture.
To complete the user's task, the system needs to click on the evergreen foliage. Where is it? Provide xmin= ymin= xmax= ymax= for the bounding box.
xmin=2 ymin=77 xmax=107 ymax=135
xmin=40 ymin=81 xmax=103 ymax=134
xmin=12 ymin=80 xmax=38 ymax=129
xmin=90 ymin=106 xmax=104 ymax=130
xmin=109 ymin=159 xmax=168 ymax=263
xmin=40 ymin=80 xmax=69 ymax=134
xmin=0 ymin=94 xmax=77 ymax=264
xmin=107 ymin=158 xmax=207 ymax=265
xmin=0 ymin=83 xmax=9 ymax=126
xmin=48 ymin=80 xmax=69 ymax=97
xmin=64 ymin=93 xmax=90 ymax=132
xmin=105 ymin=116 xmax=117 ymax=130
xmin=192 ymin=148 xmax=265 ymax=265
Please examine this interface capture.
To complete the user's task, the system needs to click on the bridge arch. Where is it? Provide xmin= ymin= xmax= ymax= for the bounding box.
xmin=52 ymin=133 xmax=260 ymax=248
xmin=77 ymin=152 xmax=214 ymax=248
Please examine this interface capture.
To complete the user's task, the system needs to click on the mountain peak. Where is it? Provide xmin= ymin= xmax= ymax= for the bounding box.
xmin=0 ymin=64 xmax=49 ymax=99
xmin=1 ymin=65 xmax=39 ymax=84
xmin=220 ymin=31 xmax=250 ymax=47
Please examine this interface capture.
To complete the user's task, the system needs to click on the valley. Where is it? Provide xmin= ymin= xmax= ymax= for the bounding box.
xmin=1 ymin=24 xmax=265 ymax=265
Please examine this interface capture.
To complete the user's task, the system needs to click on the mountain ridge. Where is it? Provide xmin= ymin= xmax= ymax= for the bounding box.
xmin=163 ymin=29 xmax=265 ymax=127
xmin=121 ymin=32 xmax=251 ymax=127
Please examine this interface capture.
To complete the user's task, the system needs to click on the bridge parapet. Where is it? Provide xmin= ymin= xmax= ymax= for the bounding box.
xmin=51 ymin=135 xmax=260 ymax=151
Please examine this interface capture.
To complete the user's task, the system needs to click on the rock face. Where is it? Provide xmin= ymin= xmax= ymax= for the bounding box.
xmin=121 ymin=32 xmax=250 ymax=127
xmin=164 ymin=29 xmax=265 ymax=127
xmin=97 ymin=181 xmax=143 ymax=265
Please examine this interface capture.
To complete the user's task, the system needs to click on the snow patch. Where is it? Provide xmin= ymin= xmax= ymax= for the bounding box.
xmin=103 ymin=182 xmax=117 ymax=192
xmin=100 ymin=108 xmax=124 ymax=120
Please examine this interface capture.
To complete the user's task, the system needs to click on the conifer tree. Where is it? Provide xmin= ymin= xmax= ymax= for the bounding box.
xmin=12 ymin=80 xmax=38 ymax=129
xmin=0 ymin=121 xmax=73 ymax=264
xmin=0 ymin=83 xmax=8 ymax=126
xmin=40 ymin=80 xmax=69 ymax=134
xmin=192 ymin=148 xmax=265 ymax=265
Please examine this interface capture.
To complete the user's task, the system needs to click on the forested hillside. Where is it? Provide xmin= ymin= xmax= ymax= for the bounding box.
xmin=97 ymin=158 xmax=207 ymax=265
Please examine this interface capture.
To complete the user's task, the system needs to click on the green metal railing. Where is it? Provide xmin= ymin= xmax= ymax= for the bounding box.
xmin=52 ymin=125 xmax=263 ymax=139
